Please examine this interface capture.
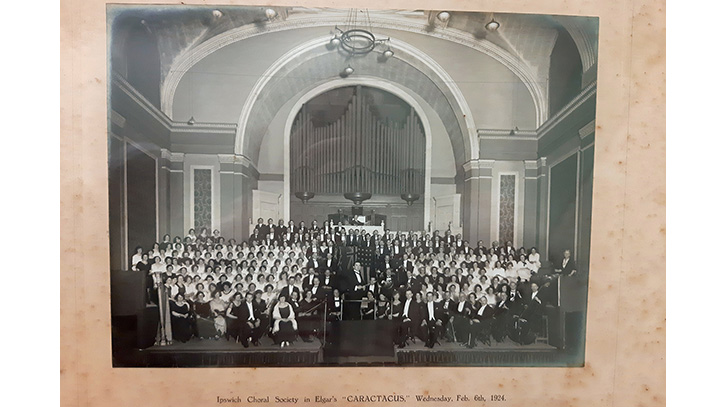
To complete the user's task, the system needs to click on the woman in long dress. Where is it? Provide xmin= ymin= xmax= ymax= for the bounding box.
xmin=226 ymin=292 xmax=245 ymax=343
xmin=361 ymin=291 xmax=376 ymax=320
xmin=148 ymin=256 xmax=167 ymax=305
xmin=375 ymin=293 xmax=390 ymax=320
xmin=252 ymin=290 xmax=270 ymax=339
xmin=297 ymin=290 xmax=319 ymax=342
xmin=272 ymin=295 xmax=298 ymax=347
xmin=169 ymin=293 xmax=193 ymax=343
xmin=192 ymin=291 xmax=216 ymax=339
xmin=527 ymin=247 xmax=541 ymax=272
xmin=209 ymin=290 xmax=228 ymax=339
xmin=389 ymin=291 xmax=404 ymax=346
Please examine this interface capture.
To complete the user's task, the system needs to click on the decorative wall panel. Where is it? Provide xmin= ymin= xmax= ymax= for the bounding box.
xmin=498 ymin=174 xmax=516 ymax=244
xmin=193 ymin=169 xmax=212 ymax=231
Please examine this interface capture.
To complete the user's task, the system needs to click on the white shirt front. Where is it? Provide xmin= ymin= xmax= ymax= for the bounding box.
xmin=427 ymin=302 xmax=435 ymax=320
xmin=246 ymin=302 xmax=255 ymax=320
xmin=403 ymin=299 xmax=412 ymax=317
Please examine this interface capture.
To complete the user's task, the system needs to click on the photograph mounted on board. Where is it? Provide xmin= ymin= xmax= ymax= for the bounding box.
xmin=107 ymin=5 xmax=598 ymax=367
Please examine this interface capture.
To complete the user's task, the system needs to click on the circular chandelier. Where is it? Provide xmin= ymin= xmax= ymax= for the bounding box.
xmin=340 ymin=28 xmax=377 ymax=55
xmin=329 ymin=9 xmax=394 ymax=60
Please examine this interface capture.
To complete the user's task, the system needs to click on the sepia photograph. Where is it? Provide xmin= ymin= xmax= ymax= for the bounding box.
xmin=107 ymin=5 xmax=598 ymax=368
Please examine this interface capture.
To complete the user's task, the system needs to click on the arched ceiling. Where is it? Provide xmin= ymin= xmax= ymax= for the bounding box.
xmin=110 ymin=6 xmax=598 ymax=168
xmin=233 ymin=41 xmax=472 ymax=168
xmin=111 ymin=7 xmax=597 ymax=116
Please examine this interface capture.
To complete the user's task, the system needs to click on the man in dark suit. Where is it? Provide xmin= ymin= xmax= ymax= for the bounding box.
xmin=345 ymin=229 xmax=361 ymax=247
xmin=390 ymin=240 xmax=403 ymax=258
xmin=309 ymin=277 xmax=326 ymax=303
xmin=399 ymin=289 xmax=419 ymax=347
xmin=321 ymin=252 xmax=338 ymax=275
xmin=320 ymin=269 xmax=337 ymax=299
xmin=278 ymin=280 xmax=300 ymax=303
xmin=492 ymin=292 xmax=511 ymax=342
xmin=451 ymin=291 xmax=473 ymax=344
xmin=253 ymin=218 xmax=267 ymax=237
xmin=474 ymin=240 xmax=489 ymax=257
xmin=343 ymin=261 xmax=367 ymax=319
xmin=307 ymin=256 xmax=322 ymax=273
xmin=401 ymin=269 xmax=421 ymax=296
xmin=467 ymin=296 xmax=496 ymax=347
xmin=378 ymin=268 xmax=399 ymax=300
xmin=439 ymin=291 xmax=455 ymax=341
xmin=273 ymin=219 xmax=286 ymax=241
xmin=364 ymin=275 xmax=378 ymax=297
xmin=400 ymin=254 xmax=414 ymax=273
xmin=421 ymin=292 xmax=444 ymax=348
xmin=457 ymin=240 xmax=474 ymax=256
xmin=521 ymin=282 xmax=544 ymax=334
xmin=377 ymin=254 xmax=396 ymax=274
xmin=503 ymin=240 xmax=516 ymax=256
xmin=557 ymin=249 xmax=578 ymax=276
xmin=298 ymin=221 xmax=309 ymax=237
xmin=302 ymin=267 xmax=318 ymax=291
xmin=239 ymin=292 xmax=263 ymax=347
xmin=248 ymin=228 xmax=263 ymax=245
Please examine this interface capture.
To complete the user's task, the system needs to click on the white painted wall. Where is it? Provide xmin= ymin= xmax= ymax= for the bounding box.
xmin=257 ymin=180 xmax=284 ymax=196
xmin=252 ymin=190 xmax=282 ymax=226
xmin=431 ymin=194 xmax=462 ymax=234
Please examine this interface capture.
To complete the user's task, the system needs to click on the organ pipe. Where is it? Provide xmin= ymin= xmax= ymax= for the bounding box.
xmin=291 ymin=87 xmax=425 ymax=197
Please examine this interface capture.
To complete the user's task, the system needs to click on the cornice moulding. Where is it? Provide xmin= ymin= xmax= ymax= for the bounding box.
xmin=536 ymin=80 xmax=596 ymax=139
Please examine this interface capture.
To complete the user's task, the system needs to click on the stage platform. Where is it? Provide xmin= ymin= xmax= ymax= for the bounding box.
xmin=394 ymin=338 xmax=561 ymax=366
xmin=127 ymin=336 xmax=563 ymax=367
xmin=139 ymin=336 xmax=323 ymax=367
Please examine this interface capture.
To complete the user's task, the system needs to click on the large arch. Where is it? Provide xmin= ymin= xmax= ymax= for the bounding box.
xmin=229 ymin=40 xmax=471 ymax=173
xmin=234 ymin=35 xmax=477 ymax=167
xmin=281 ymin=76 xmax=433 ymax=226
xmin=160 ymin=10 xmax=548 ymax=126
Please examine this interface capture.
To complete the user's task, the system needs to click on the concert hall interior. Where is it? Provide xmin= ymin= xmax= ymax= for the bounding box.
xmin=108 ymin=6 xmax=597 ymax=367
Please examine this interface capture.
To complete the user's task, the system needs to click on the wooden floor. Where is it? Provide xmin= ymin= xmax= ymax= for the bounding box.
xmin=133 ymin=330 xmax=564 ymax=367
xmin=147 ymin=336 xmax=322 ymax=352
xmin=398 ymin=336 xmax=556 ymax=352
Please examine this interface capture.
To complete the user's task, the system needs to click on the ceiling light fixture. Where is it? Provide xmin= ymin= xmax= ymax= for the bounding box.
xmin=437 ymin=11 xmax=451 ymax=23
xmin=485 ymin=14 xmax=500 ymax=31
xmin=265 ymin=8 xmax=277 ymax=20
xmin=329 ymin=9 xmax=392 ymax=57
